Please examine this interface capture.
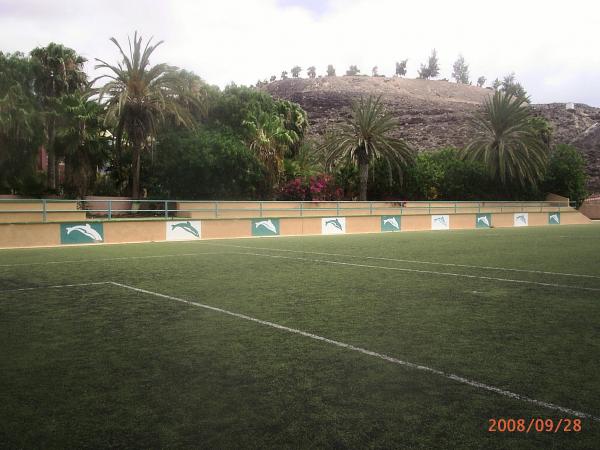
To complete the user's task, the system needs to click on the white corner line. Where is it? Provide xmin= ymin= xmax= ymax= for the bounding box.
xmin=0 ymin=281 xmax=111 ymax=293
xmin=200 ymin=242 xmax=600 ymax=280
xmin=231 ymin=251 xmax=600 ymax=293
xmin=109 ymin=281 xmax=599 ymax=422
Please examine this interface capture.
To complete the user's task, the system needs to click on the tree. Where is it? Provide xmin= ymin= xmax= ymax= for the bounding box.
xmin=307 ymin=66 xmax=316 ymax=78
xmin=321 ymin=96 xmax=413 ymax=200
xmin=451 ymin=55 xmax=470 ymax=84
xmin=92 ymin=32 xmax=200 ymax=198
xmin=492 ymin=78 xmax=501 ymax=90
xmin=0 ymin=52 xmax=45 ymax=194
xmin=326 ymin=65 xmax=336 ymax=76
xmin=417 ymin=49 xmax=439 ymax=79
xmin=30 ymin=43 xmax=87 ymax=189
xmin=395 ymin=60 xmax=407 ymax=77
xmin=243 ymin=111 xmax=299 ymax=190
xmin=269 ymin=75 xmax=276 ymax=82
xmin=542 ymin=144 xmax=588 ymax=206
xmin=462 ymin=91 xmax=547 ymax=186
xmin=371 ymin=66 xmax=379 ymax=77
xmin=345 ymin=65 xmax=360 ymax=76
xmin=501 ymin=73 xmax=529 ymax=102
xmin=477 ymin=76 xmax=486 ymax=88
xmin=291 ymin=66 xmax=302 ymax=78
xmin=281 ymin=70 xmax=288 ymax=79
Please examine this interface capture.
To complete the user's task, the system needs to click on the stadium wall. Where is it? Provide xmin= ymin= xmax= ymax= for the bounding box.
xmin=0 ymin=210 xmax=592 ymax=249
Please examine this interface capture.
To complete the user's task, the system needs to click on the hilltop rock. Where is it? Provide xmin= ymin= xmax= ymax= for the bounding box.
xmin=261 ymin=77 xmax=600 ymax=192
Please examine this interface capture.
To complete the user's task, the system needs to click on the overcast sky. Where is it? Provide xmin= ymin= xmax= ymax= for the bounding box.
xmin=1 ymin=0 xmax=599 ymax=106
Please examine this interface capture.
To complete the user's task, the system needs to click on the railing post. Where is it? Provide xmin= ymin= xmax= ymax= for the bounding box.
xmin=42 ymin=199 xmax=47 ymax=223
xmin=369 ymin=202 xmax=373 ymax=215
xmin=260 ymin=201 xmax=263 ymax=218
xmin=336 ymin=202 xmax=340 ymax=216
xmin=300 ymin=202 xmax=303 ymax=217
xmin=108 ymin=200 xmax=112 ymax=220
xmin=214 ymin=201 xmax=218 ymax=218
xmin=164 ymin=201 xmax=169 ymax=219
xmin=428 ymin=202 xmax=431 ymax=215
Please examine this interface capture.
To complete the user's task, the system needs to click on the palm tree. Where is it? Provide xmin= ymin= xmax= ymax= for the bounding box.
xmin=92 ymin=32 xmax=199 ymax=198
xmin=30 ymin=43 xmax=87 ymax=189
xmin=462 ymin=91 xmax=547 ymax=186
xmin=243 ymin=111 xmax=298 ymax=190
xmin=321 ymin=96 xmax=413 ymax=201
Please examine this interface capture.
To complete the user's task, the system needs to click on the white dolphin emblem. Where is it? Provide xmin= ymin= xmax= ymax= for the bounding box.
xmin=434 ymin=216 xmax=447 ymax=226
xmin=477 ymin=216 xmax=490 ymax=227
xmin=516 ymin=214 xmax=527 ymax=224
xmin=383 ymin=217 xmax=400 ymax=229
xmin=65 ymin=224 xmax=103 ymax=241
xmin=255 ymin=220 xmax=277 ymax=234
xmin=550 ymin=214 xmax=559 ymax=223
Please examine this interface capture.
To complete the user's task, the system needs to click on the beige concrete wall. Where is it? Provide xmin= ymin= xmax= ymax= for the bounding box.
xmin=0 ymin=211 xmax=87 ymax=223
xmin=0 ymin=223 xmax=59 ymax=248
xmin=561 ymin=211 xmax=592 ymax=224
xmin=0 ymin=201 xmax=79 ymax=211
xmin=202 ymin=219 xmax=252 ymax=239
xmin=280 ymin=217 xmax=321 ymax=236
xmin=103 ymin=221 xmax=165 ymax=244
xmin=347 ymin=216 xmax=380 ymax=233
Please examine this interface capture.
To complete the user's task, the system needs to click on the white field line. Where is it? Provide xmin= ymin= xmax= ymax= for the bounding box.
xmin=110 ymin=281 xmax=600 ymax=422
xmin=199 ymin=242 xmax=600 ymax=280
xmin=0 ymin=281 xmax=110 ymax=293
xmin=0 ymin=252 xmax=228 ymax=268
xmin=232 ymin=251 xmax=600 ymax=293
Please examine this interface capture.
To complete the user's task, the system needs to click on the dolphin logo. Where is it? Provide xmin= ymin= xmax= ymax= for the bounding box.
xmin=550 ymin=214 xmax=559 ymax=223
xmin=171 ymin=221 xmax=199 ymax=237
xmin=65 ymin=224 xmax=103 ymax=241
xmin=477 ymin=216 xmax=490 ymax=227
xmin=255 ymin=220 xmax=277 ymax=234
xmin=325 ymin=219 xmax=343 ymax=231
xmin=383 ymin=217 xmax=400 ymax=229
xmin=516 ymin=214 xmax=527 ymax=225
xmin=434 ymin=216 xmax=447 ymax=226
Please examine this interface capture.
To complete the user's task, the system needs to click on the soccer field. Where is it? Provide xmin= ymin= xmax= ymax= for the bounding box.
xmin=1 ymin=224 xmax=599 ymax=448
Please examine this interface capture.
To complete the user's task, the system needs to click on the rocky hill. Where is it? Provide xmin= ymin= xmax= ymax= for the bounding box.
xmin=261 ymin=77 xmax=600 ymax=193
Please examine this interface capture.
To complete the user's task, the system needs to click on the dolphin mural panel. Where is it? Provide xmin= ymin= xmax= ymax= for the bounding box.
xmin=431 ymin=215 xmax=450 ymax=230
xmin=251 ymin=218 xmax=280 ymax=236
xmin=476 ymin=213 xmax=492 ymax=228
xmin=381 ymin=216 xmax=401 ymax=232
xmin=166 ymin=220 xmax=202 ymax=240
xmin=60 ymin=223 xmax=104 ymax=244
xmin=514 ymin=213 xmax=528 ymax=227
xmin=322 ymin=217 xmax=346 ymax=234
xmin=548 ymin=212 xmax=560 ymax=224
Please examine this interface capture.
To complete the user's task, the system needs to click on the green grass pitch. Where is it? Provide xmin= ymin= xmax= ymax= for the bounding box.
xmin=1 ymin=224 xmax=599 ymax=448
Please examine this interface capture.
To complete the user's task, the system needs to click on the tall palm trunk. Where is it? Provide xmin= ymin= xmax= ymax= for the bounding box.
xmin=131 ymin=140 xmax=142 ymax=199
xmin=359 ymin=161 xmax=369 ymax=201
xmin=47 ymin=118 xmax=56 ymax=189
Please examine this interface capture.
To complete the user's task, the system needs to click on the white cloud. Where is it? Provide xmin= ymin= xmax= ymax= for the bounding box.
xmin=1 ymin=0 xmax=599 ymax=105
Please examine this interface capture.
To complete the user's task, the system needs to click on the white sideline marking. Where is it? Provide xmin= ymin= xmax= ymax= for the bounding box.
xmin=201 ymin=242 xmax=600 ymax=280
xmin=110 ymin=281 xmax=600 ymax=421
xmin=233 ymin=251 xmax=600 ymax=293
xmin=0 ymin=281 xmax=110 ymax=293
xmin=0 ymin=252 xmax=227 ymax=268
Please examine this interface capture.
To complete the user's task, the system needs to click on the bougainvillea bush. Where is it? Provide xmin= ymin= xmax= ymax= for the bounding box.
xmin=278 ymin=174 xmax=344 ymax=201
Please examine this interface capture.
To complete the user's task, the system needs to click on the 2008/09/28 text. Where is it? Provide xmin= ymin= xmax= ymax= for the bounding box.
xmin=488 ymin=418 xmax=582 ymax=433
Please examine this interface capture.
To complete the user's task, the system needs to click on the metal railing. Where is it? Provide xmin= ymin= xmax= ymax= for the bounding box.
xmin=0 ymin=198 xmax=575 ymax=223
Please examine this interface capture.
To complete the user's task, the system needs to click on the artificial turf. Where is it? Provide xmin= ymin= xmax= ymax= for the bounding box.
xmin=1 ymin=224 xmax=599 ymax=448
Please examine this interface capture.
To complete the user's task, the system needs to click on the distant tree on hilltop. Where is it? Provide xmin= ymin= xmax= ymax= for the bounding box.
xmin=270 ymin=75 xmax=276 ymax=82
xmin=371 ymin=66 xmax=379 ymax=77
xmin=326 ymin=65 xmax=336 ymax=76
xmin=395 ymin=60 xmax=407 ymax=77
xmin=418 ymin=49 xmax=439 ymax=79
xmin=281 ymin=70 xmax=288 ymax=79
xmin=477 ymin=76 xmax=486 ymax=87
xmin=307 ymin=66 xmax=316 ymax=78
xmin=345 ymin=65 xmax=360 ymax=76
xmin=452 ymin=55 xmax=470 ymax=84
xmin=291 ymin=66 xmax=302 ymax=78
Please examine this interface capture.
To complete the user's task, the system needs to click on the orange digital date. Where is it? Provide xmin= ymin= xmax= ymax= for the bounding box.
xmin=488 ymin=418 xmax=582 ymax=433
